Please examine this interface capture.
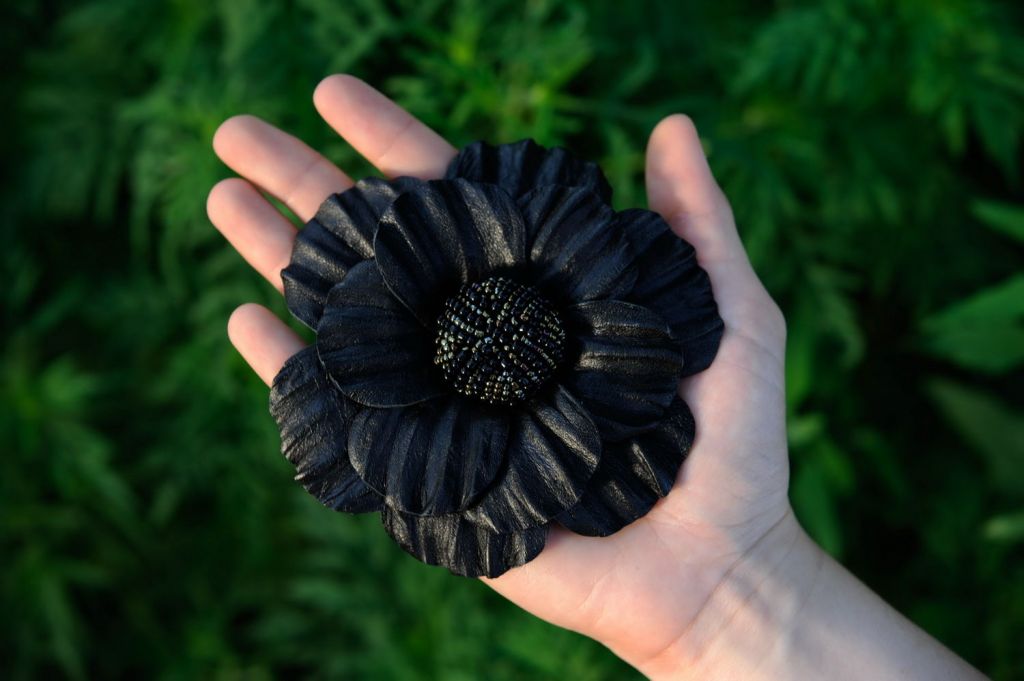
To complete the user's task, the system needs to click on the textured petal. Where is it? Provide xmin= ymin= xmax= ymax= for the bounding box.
xmin=269 ymin=347 xmax=382 ymax=513
xmin=282 ymin=176 xmax=426 ymax=329
xmin=317 ymin=260 xmax=445 ymax=407
xmin=558 ymin=398 xmax=695 ymax=536
xmin=619 ymin=208 xmax=724 ymax=375
xmin=445 ymin=139 xmax=613 ymax=204
xmin=464 ymin=385 xmax=601 ymax=533
xmin=381 ymin=506 xmax=548 ymax=578
xmin=347 ymin=399 xmax=509 ymax=515
xmin=281 ymin=222 xmax=362 ymax=330
xmin=373 ymin=179 xmax=527 ymax=325
xmin=562 ymin=300 xmax=682 ymax=441
xmin=518 ymin=185 xmax=638 ymax=305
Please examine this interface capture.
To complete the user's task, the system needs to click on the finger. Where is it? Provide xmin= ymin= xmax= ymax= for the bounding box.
xmin=227 ymin=303 xmax=306 ymax=385
xmin=645 ymin=114 xmax=745 ymax=263
xmin=314 ymin=74 xmax=456 ymax=180
xmin=208 ymin=178 xmax=297 ymax=291
xmin=645 ymin=114 xmax=775 ymax=327
xmin=213 ymin=114 xmax=352 ymax=221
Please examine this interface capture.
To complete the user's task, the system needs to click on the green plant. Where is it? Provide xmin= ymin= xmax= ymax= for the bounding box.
xmin=2 ymin=0 xmax=1022 ymax=678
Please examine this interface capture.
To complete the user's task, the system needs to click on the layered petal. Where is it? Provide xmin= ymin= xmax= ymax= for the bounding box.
xmin=518 ymin=185 xmax=637 ymax=305
xmin=464 ymin=385 xmax=601 ymax=533
xmin=269 ymin=347 xmax=382 ymax=513
xmin=445 ymin=139 xmax=613 ymax=204
xmin=619 ymin=209 xmax=724 ymax=375
xmin=347 ymin=399 xmax=509 ymax=516
xmin=562 ymin=300 xmax=682 ymax=441
xmin=382 ymin=506 xmax=548 ymax=578
xmin=317 ymin=260 xmax=445 ymax=407
xmin=282 ymin=176 xmax=426 ymax=329
xmin=557 ymin=398 xmax=695 ymax=536
xmin=373 ymin=179 xmax=527 ymax=325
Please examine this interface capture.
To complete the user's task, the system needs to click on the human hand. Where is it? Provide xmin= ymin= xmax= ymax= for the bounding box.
xmin=210 ymin=76 xmax=978 ymax=680
xmin=208 ymin=73 xmax=789 ymax=674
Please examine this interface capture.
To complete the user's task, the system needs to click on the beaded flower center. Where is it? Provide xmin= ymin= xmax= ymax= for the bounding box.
xmin=434 ymin=276 xmax=565 ymax=405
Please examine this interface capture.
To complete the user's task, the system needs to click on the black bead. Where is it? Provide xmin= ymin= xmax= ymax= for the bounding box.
xmin=435 ymin=277 xmax=565 ymax=405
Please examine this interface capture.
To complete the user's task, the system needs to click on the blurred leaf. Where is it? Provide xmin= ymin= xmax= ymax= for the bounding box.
xmin=921 ymin=275 xmax=1024 ymax=373
xmin=973 ymin=200 xmax=1024 ymax=243
xmin=983 ymin=510 xmax=1024 ymax=544
xmin=788 ymin=411 xmax=827 ymax=449
xmin=928 ymin=380 xmax=1024 ymax=494
xmin=792 ymin=452 xmax=844 ymax=557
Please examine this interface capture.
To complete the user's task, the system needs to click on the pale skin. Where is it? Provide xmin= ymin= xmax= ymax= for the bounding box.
xmin=208 ymin=74 xmax=986 ymax=680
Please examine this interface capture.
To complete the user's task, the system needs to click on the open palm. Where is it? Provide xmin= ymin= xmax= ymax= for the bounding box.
xmin=209 ymin=75 xmax=791 ymax=675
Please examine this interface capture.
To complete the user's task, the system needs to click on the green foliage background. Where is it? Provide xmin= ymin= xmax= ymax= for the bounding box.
xmin=2 ymin=0 xmax=1023 ymax=678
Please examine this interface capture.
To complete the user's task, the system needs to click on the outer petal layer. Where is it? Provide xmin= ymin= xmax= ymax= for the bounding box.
xmin=445 ymin=139 xmax=613 ymax=204
xmin=317 ymin=260 xmax=445 ymax=407
xmin=464 ymin=385 xmax=601 ymax=533
xmin=619 ymin=208 xmax=724 ymax=375
xmin=518 ymin=185 xmax=638 ymax=305
xmin=269 ymin=347 xmax=382 ymax=513
xmin=557 ymin=398 xmax=695 ymax=536
xmin=282 ymin=176 xmax=426 ymax=329
xmin=561 ymin=300 xmax=682 ymax=441
xmin=347 ymin=399 xmax=509 ymax=516
xmin=373 ymin=179 xmax=527 ymax=325
xmin=381 ymin=506 xmax=548 ymax=578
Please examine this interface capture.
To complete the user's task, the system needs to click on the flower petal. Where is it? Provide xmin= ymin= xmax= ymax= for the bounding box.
xmin=464 ymin=385 xmax=601 ymax=533
xmin=561 ymin=300 xmax=682 ymax=441
xmin=373 ymin=179 xmax=527 ymax=325
xmin=317 ymin=260 xmax=446 ymax=407
xmin=269 ymin=347 xmax=382 ymax=513
xmin=281 ymin=222 xmax=362 ymax=330
xmin=445 ymin=139 xmax=613 ymax=204
xmin=381 ymin=506 xmax=548 ymax=578
xmin=347 ymin=399 xmax=509 ymax=515
xmin=282 ymin=176 xmax=426 ymax=329
xmin=619 ymin=209 xmax=724 ymax=375
xmin=517 ymin=185 xmax=638 ymax=305
xmin=557 ymin=398 xmax=695 ymax=536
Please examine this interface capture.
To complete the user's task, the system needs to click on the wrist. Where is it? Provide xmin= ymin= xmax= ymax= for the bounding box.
xmin=635 ymin=507 xmax=824 ymax=680
xmin=634 ymin=508 xmax=985 ymax=681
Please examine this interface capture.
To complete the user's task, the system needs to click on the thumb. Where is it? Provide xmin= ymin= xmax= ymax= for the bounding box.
xmin=644 ymin=114 xmax=783 ymax=343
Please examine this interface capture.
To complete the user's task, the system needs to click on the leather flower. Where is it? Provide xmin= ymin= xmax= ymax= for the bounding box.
xmin=269 ymin=140 xmax=724 ymax=577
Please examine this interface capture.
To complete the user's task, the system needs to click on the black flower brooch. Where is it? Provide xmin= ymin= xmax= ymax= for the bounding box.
xmin=269 ymin=140 xmax=724 ymax=577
